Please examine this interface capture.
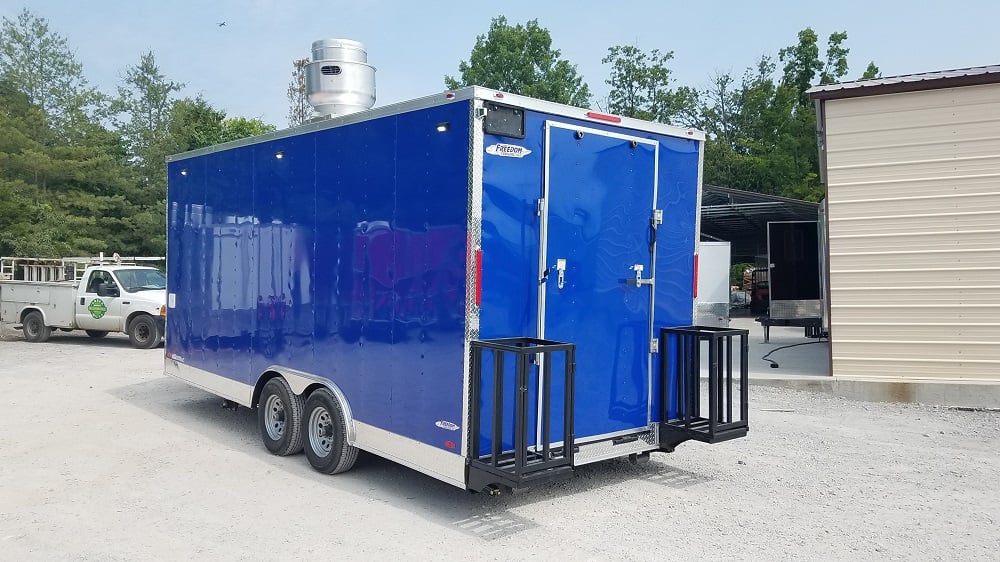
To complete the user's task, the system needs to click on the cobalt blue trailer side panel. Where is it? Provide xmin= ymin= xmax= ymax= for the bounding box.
xmin=167 ymin=100 xmax=471 ymax=452
xmin=379 ymin=102 xmax=470 ymax=447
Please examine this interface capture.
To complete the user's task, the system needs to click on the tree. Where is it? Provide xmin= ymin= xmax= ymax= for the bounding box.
xmin=861 ymin=62 xmax=881 ymax=80
xmin=286 ymin=58 xmax=311 ymax=127
xmin=0 ymin=9 xmax=102 ymax=138
xmin=778 ymin=28 xmax=824 ymax=106
xmin=445 ymin=16 xmax=590 ymax=107
xmin=113 ymin=50 xmax=184 ymax=183
xmin=602 ymin=45 xmax=698 ymax=126
xmin=220 ymin=117 xmax=277 ymax=143
xmin=819 ymin=31 xmax=850 ymax=85
xmin=0 ymin=77 xmax=135 ymax=257
xmin=161 ymin=96 xmax=226 ymax=154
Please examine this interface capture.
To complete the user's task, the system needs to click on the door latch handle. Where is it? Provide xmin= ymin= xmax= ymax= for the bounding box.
xmin=553 ymin=258 xmax=566 ymax=289
xmin=627 ymin=264 xmax=654 ymax=287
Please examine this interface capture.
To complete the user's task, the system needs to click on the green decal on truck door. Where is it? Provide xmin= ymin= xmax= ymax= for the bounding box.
xmin=88 ymin=298 xmax=108 ymax=319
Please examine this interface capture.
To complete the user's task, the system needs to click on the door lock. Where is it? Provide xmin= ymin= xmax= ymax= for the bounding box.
xmin=553 ymin=259 xmax=567 ymax=289
xmin=627 ymin=264 xmax=654 ymax=287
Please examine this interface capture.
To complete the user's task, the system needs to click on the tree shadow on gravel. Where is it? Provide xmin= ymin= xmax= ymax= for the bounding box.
xmin=109 ymin=376 xmax=715 ymax=541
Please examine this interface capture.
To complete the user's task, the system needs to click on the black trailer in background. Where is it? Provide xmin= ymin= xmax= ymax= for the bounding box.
xmin=761 ymin=221 xmax=825 ymax=342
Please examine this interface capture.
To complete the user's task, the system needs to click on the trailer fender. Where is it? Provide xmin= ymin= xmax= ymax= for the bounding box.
xmin=253 ymin=365 xmax=357 ymax=446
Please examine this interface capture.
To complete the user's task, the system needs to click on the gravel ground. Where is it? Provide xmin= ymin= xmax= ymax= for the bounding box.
xmin=1 ymin=328 xmax=998 ymax=561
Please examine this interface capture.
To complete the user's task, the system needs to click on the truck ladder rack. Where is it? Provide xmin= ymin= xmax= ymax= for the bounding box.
xmin=467 ymin=338 xmax=575 ymax=492
xmin=658 ymin=326 xmax=749 ymax=450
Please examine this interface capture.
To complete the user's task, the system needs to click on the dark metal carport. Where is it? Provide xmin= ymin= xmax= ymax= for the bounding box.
xmin=700 ymin=185 xmax=820 ymax=264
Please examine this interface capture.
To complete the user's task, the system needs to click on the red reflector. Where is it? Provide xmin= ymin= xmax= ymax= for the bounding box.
xmin=494 ymin=92 xmax=504 ymax=98
xmin=445 ymin=440 xmax=456 ymax=449
xmin=475 ymin=249 xmax=483 ymax=306
xmin=693 ymin=254 xmax=699 ymax=299
xmin=585 ymin=111 xmax=622 ymax=123
xmin=445 ymin=92 xmax=455 ymax=99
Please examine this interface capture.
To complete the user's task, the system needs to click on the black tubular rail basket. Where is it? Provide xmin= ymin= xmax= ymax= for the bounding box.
xmin=467 ymin=338 xmax=575 ymax=492
xmin=659 ymin=326 xmax=749 ymax=450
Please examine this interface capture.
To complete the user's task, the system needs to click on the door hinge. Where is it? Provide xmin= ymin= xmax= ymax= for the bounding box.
xmin=536 ymin=198 xmax=545 ymax=217
xmin=649 ymin=338 xmax=659 ymax=354
xmin=475 ymin=106 xmax=487 ymax=119
xmin=651 ymin=209 xmax=663 ymax=226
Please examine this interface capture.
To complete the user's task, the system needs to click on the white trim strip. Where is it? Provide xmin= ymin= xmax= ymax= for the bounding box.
xmin=354 ymin=421 xmax=466 ymax=489
xmin=832 ymin=356 xmax=1000 ymax=365
xmin=165 ymin=359 xmax=253 ymax=405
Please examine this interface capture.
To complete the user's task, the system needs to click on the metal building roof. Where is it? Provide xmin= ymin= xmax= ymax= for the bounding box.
xmin=808 ymin=64 xmax=1000 ymax=100
xmin=700 ymin=185 xmax=820 ymax=262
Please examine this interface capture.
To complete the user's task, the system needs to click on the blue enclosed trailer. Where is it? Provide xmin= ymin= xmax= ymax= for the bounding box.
xmin=165 ymin=86 xmax=748 ymax=491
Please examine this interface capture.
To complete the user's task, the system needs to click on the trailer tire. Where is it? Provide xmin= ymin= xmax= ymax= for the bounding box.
xmin=303 ymin=388 xmax=358 ymax=474
xmin=86 ymin=330 xmax=109 ymax=338
xmin=257 ymin=377 xmax=304 ymax=456
xmin=22 ymin=311 xmax=51 ymax=343
xmin=127 ymin=315 xmax=159 ymax=349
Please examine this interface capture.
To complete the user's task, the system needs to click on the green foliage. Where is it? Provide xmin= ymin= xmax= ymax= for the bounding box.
xmin=0 ymin=9 xmax=103 ymax=138
xmin=700 ymin=28 xmax=867 ymax=202
xmin=219 ymin=117 xmax=277 ymax=143
xmin=731 ymin=262 xmax=754 ymax=287
xmin=602 ymin=45 xmax=698 ymax=126
xmin=112 ymin=50 xmax=183 ymax=177
xmin=445 ymin=16 xmax=590 ymax=107
xmin=163 ymin=96 xmax=226 ymax=153
xmin=0 ymin=9 xmax=276 ymax=259
xmin=861 ymin=62 xmax=881 ymax=80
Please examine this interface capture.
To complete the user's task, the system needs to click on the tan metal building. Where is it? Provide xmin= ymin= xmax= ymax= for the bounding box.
xmin=810 ymin=66 xmax=1000 ymax=382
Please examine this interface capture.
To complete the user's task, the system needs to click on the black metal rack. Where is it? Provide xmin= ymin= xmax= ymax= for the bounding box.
xmin=659 ymin=326 xmax=749 ymax=451
xmin=467 ymin=337 xmax=575 ymax=492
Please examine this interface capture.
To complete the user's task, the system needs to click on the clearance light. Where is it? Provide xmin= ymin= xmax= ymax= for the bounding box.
xmin=180 ymin=169 xmax=188 ymax=176
xmin=275 ymin=151 xmax=285 ymax=159
xmin=693 ymin=254 xmax=699 ymax=299
xmin=160 ymin=305 xmax=167 ymax=317
xmin=475 ymin=249 xmax=483 ymax=306
xmin=585 ymin=111 xmax=622 ymax=123
xmin=445 ymin=92 xmax=455 ymax=99
xmin=436 ymin=122 xmax=450 ymax=133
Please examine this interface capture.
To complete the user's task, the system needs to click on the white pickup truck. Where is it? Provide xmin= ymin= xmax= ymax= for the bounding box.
xmin=0 ymin=257 xmax=166 ymax=348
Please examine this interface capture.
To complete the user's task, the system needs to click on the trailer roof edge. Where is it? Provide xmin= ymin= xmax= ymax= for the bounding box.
xmin=167 ymin=86 xmax=704 ymax=162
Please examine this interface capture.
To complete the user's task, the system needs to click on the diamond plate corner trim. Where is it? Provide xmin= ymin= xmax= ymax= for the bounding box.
xmin=462 ymin=98 xmax=486 ymax=460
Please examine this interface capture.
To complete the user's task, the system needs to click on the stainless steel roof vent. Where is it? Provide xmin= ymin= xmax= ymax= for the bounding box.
xmin=305 ymin=39 xmax=376 ymax=117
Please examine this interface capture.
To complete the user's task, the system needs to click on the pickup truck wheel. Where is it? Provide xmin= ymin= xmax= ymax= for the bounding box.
xmin=303 ymin=388 xmax=358 ymax=474
xmin=257 ymin=378 xmax=304 ymax=456
xmin=22 ymin=311 xmax=51 ymax=343
xmin=127 ymin=315 xmax=159 ymax=349
xmin=86 ymin=330 xmax=109 ymax=338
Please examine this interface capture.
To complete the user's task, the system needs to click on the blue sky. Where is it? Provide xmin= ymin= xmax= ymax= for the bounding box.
xmin=5 ymin=1 xmax=998 ymax=127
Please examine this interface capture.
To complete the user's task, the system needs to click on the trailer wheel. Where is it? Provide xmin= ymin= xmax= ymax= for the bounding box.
xmin=127 ymin=315 xmax=159 ymax=349
xmin=257 ymin=377 xmax=304 ymax=456
xmin=86 ymin=330 xmax=109 ymax=338
xmin=303 ymin=388 xmax=358 ymax=474
xmin=22 ymin=311 xmax=51 ymax=343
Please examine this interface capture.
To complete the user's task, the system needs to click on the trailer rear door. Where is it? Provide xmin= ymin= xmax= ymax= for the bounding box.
xmin=539 ymin=121 xmax=659 ymax=439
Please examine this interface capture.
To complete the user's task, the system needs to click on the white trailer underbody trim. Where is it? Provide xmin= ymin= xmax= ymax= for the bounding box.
xmin=164 ymin=358 xmax=467 ymax=488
